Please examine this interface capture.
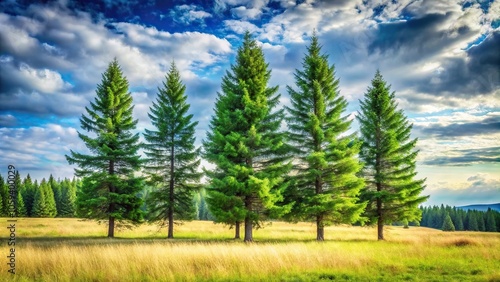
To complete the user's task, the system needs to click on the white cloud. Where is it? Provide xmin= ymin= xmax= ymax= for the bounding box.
xmin=0 ymin=125 xmax=82 ymax=181
xmin=224 ymin=19 xmax=261 ymax=34
xmin=171 ymin=4 xmax=212 ymax=25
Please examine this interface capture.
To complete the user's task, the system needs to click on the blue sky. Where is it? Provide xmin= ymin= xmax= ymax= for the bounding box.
xmin=0 ymin=0 xmax=499 ymax=207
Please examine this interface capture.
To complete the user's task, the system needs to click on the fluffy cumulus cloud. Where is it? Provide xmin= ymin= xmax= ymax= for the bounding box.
xmin=0 ymin=1 xmax=232 ymax=121
xmin=425 ymin=173 xmax=500 ymax=206
xmin=0 ymin=124 xmax=82 ymax=180
xmin=215 ymin=0 xmax=270 ymax=19
xmin=170 ymin=4 xmax=212 ymax=26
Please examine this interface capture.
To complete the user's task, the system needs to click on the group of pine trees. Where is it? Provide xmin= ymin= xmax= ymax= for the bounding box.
xmin=0 ymin=173 xmax=78 ymax=218
xmin=420 ymin=205 xmax=500 ymax=232
xmin=14 ymin=31 xmax=428 ymax=241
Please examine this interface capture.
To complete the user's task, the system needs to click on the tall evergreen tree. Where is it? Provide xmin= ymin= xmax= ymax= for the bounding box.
xmin=442 ymin=212 xmax=455 ymax=231
xmin=357 ymin=71 xmax=428 ymax=240
xmin=467 ymin=211 xmax=479 ymax=231
xmin=454 ymin=210 xmax=464 ymax=231
xmin=48 ymin=175 xmax=61 ymax=216
xmin=16 ymin=191 xmax=27 ymax=217
xmin=20 ymin=174 xmax=35 ymax=216
xmin=143 ymin=62 xmax=202 ymax=238
xmin=66 ymin=58 xmax=144 ymax=237
xmin=32 ymin=179 xmax=57 ymax=217
xmin=0 ymin=175 xmax=6 ymax=217
xmin=485 ymin=209 xmax=497 ymax=232
xmin=285 ymin=34 xmax=365 ymax=241
xmin=59 ymin=178 xmax=77 ymax=217
xmin=203 ymin=32 xmax=291 ymax=242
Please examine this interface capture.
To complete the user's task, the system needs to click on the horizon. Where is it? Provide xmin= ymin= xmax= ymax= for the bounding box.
xmin=0 ymin=0 xmax=499 ymax=208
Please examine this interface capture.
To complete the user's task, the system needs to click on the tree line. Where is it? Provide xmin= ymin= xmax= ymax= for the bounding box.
xmin=17 ymin=31 xmax=429 ymax=241
xmin=420 ymin=205 xmax=500 ymax=232
xmin=0 ymin=173 xmax=78 ymax=218
xmin=0 ymin=171 xmax=212 ymax=221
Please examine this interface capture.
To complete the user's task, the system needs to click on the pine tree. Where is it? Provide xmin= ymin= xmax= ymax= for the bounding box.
xmin=485 ymin=209 xmax=497 ymax=232
xmin=59 ymin=178 xmax=77 ymax=217
xmin=203 ymin=32 xmax=291 ymax=242
xmin=477 ymin=211 xmax=486 ymax=231
xmin=66 ymin=58 xmax=144 ymax=237
xmin=467 ymin=211 xmax=479 ymax=231
xmin=0 ymin=175 xmax=5 ymax=217
xmin=143 ymin=62 xmax=202 ymax=238
xmin=32 ymin=179 xmax=57 ymax=217
xmin=284 ymin=34 xmax=365 ymax=241
xmin=16 ymin=191 xmax=27 ymax=217
xmin=454 ymin=211 xmax=464 ymax=231
xmin=21 ymin=174 xmax=35 ymax=216
xmin=48 ymin=175 xmax=61 ymax=216
xmin=357 ymin=71 xmax=428 ymax=240
xmin=442 ymin=212 xmax=455 ymax=231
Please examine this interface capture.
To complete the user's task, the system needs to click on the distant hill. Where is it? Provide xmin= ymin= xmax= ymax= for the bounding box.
xmin=456 ymin=203 xmax=500 ymax=212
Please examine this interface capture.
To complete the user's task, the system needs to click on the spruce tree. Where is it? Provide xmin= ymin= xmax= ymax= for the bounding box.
xmin=203 ymin=32 xmax=291 ymax=242
xmin=285 ymin=34 xmax=365 ymax=241
xmin=0 ymin=175 xmax=5 ymax=217
xmin=16 ymin=191 xmax=27 ymax=217
xmin=143 ymin=62 xmax=201 ymax=238
xmin=357 ymin=71 xmax=428 ymax=240
xmin=442 ymin=212 xmax=455 ymax=231
xmin=59 ymin=178 xmax=77 ymax=217
xmin=66 ymin=58 xmax=144 ymax=237
xmin=467 ymin=211 xmax=479 ymax=231
xmin=32 ymin=179 xmax=57 ymax=217
xmin=485 ymin=209 xmax=497 ymax=232
xmin=454 ymin=211 xmax=464 ymax=231
xmin=21 ymin=174 xmax=35 ymax=216
xmin=48 ymin=175 xmax=61 ymax=216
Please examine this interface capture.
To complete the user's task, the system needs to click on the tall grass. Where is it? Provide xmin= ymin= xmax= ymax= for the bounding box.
xmin=2 ymin=218 xmax=500 ymax=281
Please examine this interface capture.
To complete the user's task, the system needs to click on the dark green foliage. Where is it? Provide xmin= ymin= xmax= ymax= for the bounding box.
xmin=420 ymin=205 xmax=499 ymax=232
xmin=66 ymin=58 xmax=144 ymax=237
xmin=143 ymin=62 xmax=202 ymax=238
xmin=0 ymin=175 xmax=5 ymax=217
xmin=48 ymin=174 xmax=62 ymax=216
xmin=485 ymin=209 xmax=497 ymax=232
xmin=59 ymin=178 xmax=77 ymax=217
xmin=284 ymin=34 xmax=365 ymax=241
xmin=203 ymin=32 xmax=291 ymax=242
xmin=442 ymin=212 xmax=455 ymax=231
xmin=21 ymin=175 xmax=36 ymax=217
xmin=467 ymin=211 xmax=479 ymax=231
xmin=357 ymin=71 xmax=428 ymax=240
xmin=32 ymin=179 xmax=57 ymax=218
xmin=16 ymin=191 xmax=27 ymax=217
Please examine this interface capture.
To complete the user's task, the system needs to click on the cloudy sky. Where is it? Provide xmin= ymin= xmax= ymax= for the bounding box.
xmin=0 ymin=0 xmax=499 ymax=207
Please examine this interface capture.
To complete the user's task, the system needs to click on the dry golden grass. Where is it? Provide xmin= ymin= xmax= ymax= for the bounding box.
xmin=2 ymin=218 xmax=500 ymax=281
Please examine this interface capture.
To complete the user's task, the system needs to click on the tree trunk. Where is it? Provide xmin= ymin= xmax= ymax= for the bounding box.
xmin=244 ymin=196 xmax=253 ymax=242
xmin=235 ymin=221 xmax=240 ymax=239
xmin=168 ymin=142 xmax=175 ymax=239
xmin=315 ymin=176 xmax=324 ymax=241
xmin=377 ymin=196 xmax=384 ymax=240
xmin=244 ymin=216 xmax=253 ymax=242
xmin=108 ymin=216 xmax=115 ymax=238
xmin=108 ymin=159 xmax=115 ymax=238
xmin=316 ymin=215 xmax=324 ymax=241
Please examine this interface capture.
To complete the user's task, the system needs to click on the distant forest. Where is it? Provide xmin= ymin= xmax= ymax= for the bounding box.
xmin=0 ymin=172 xmax=212 ymax=221
xmin=3 ymin=172 xmax=499 ymax=233
xmin=418 ymin=205 xmax=500 ymax=232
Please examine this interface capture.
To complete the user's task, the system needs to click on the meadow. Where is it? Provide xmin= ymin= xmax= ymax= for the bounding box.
xmin=1 ymin=218 xmax=500 ymax=281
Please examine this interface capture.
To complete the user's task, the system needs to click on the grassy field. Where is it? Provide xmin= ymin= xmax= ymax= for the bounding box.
xmin=1 ymin=218 xmax=500 ymax=281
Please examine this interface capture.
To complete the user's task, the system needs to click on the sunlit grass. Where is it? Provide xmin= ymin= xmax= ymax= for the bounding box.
xmin=1 ymin=218 xmax=500 ymax=281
